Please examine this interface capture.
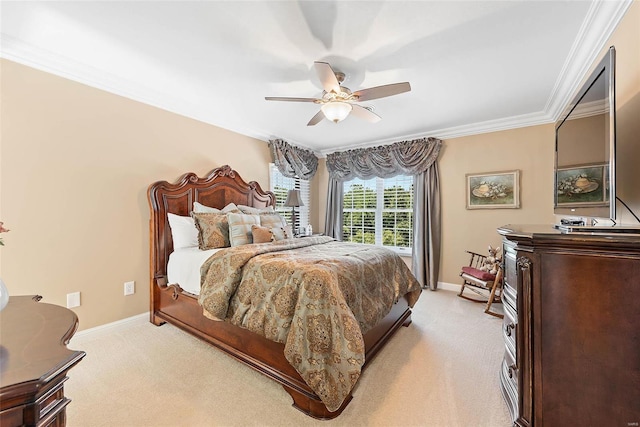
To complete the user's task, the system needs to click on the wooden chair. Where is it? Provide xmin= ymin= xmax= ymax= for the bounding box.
xmin=458 ymin=250 xmax=503 ymax=318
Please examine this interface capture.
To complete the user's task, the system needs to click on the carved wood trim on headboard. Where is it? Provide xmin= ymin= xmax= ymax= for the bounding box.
xmin=147 ymin=165 xmax=275 ymax=302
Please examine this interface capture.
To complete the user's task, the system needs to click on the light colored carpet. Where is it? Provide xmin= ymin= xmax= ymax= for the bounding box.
xmin=66 ymin=289 xmax=511 ymax=427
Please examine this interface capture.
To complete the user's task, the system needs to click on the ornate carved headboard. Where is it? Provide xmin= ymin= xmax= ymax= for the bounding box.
xmin=147 ymin=165 xmax=275 ymax=283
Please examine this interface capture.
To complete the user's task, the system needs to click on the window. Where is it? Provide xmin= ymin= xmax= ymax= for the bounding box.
xmin=343 ymin=175 xmax=413 ymax=254
xmin=269 ymin=163 xmax=310 ymax=234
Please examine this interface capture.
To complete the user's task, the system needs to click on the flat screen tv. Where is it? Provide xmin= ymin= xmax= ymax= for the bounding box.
xmin=554 ymin=46 xmax=616 ymax=225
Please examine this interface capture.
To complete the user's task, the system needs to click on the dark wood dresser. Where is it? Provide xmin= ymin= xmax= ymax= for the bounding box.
xmin=497 ymin=225 xmax=640 ymax=426
xmin=0 ymin=296 xmax=85 ymax=427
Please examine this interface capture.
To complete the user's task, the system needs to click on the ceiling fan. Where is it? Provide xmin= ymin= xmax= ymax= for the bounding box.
xmin=265 ymin=61 xmax=411 ymax=126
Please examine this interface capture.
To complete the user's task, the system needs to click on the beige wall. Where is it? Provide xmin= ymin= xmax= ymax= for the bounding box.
xmin=554 ymin=1 xmax=640 ymax=224
xmin=314 ymin=2 xmax=639 ymax=287
xmin=438 ymin=126 xmax=556 ymax=285
xmin=441 ymin=2 xmax=639 ymax=284
xmin=0 ymin=59 xmax=272 ymax=330
xmin=1 ymin=3 xmax=637 ymax=329
xmin=605 ymin=1 xmax=640 ymax=225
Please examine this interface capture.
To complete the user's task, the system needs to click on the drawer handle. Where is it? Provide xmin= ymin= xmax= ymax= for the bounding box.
xmin=508 ymin=364 xmax=517 ymax=379
xmin=505 ymin=322 xmax=515 ymax=336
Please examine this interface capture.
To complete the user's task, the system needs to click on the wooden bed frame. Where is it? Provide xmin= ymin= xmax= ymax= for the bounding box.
xmin=148 ymin=165 xmax=413 ymax=419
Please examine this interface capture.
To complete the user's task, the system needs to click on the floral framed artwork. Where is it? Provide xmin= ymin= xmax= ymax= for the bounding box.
xmin=466 ymin=170 xmax=520 ymax=209
xmin=556 ymin=163 xmax=607 ymax=207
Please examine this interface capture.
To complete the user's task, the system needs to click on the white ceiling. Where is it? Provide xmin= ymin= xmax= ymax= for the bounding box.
xmin=0 ymin=1 xmax=632 ymax=155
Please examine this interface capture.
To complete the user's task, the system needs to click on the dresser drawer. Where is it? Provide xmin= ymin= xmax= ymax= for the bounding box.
xmin=503 ymin=251 xmax=517 ymax=311
xmin=36 ymin=378 xmax=67 ymax=422
xmin=503 ymin=282 xmax=517 ymax=312
xmin=0 ymin=381 xmax=69 ymax=427
xmin=37 ymin=399 xmax=69 ymax=427
xmin=500 ymin=352 xmax=518 ymax=421
xmin=0 ymin=406 xmax=24 ymax=427
xmin=503 ymin=346 xmax=518 ymax=389
xmin=503 ymin=302 xmax=517 ymax=360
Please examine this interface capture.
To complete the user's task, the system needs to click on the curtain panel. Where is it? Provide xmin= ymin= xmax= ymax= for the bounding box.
xmin=325 ymin=137 xmax=441 ymax=181
xmin=324 ymin=177 xmax=344 ymax=241
xmin=268 ymin=139 xmax=318 ymax=180
xmin=413 ymin=164 xmax=442 ymax=290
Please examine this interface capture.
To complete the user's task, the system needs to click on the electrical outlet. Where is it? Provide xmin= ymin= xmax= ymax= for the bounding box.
xmin=124 ymin=281 xmax=135 ymax=296
xmin=67 ymin=292 xmax=81 ymax=308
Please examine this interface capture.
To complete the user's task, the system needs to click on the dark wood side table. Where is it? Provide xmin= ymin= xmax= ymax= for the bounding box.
xmin=0 ymin=296 xmax=85 ymax=426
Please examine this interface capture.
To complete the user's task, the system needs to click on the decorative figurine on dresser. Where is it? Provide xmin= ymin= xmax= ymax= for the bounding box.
xmin=0 ymin=296 xmax=85 ymax=427
xmin=497 ymin=225 xmax=640 ymax=426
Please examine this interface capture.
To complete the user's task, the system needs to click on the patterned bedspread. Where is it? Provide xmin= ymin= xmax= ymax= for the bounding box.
xmin=198 ymin=236 xmax=422 ymax=412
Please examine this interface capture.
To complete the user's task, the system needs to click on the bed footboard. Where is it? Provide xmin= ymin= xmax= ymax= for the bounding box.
xmin=152 ymin=281 xmax=412 ymax=420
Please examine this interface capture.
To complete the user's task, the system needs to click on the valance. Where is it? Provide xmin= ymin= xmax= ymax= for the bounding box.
xmin=268 ymin=139 xmax=318 ymax=180
xmin=326 ymin=137 xmax=442 ymax=181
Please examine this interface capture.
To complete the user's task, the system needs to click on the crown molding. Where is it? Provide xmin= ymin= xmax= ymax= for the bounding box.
xmin=1 ymin=33 xmax=169 ymax=112
xmin=564 ymin=99 xmax=609 ymax=121
xmin=0 ymin=33 xmax=252 ymax=139
xmin=318 ymin=110 xmax=555 ymax=155
xmin=544 ymin=0 xmax=633 ymax=122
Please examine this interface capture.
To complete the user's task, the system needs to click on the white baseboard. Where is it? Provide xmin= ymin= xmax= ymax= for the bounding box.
xmin=436 ymin=281 xmax=462 ymax=292
xmin=72 ymin=283 xmax=461 ymax=341
xmin=72 ymin=312 xmax=149 ymax=341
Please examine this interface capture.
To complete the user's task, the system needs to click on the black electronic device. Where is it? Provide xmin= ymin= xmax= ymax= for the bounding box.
xmin=554 ymin=47 xmax=616 ymax=222
xmin=560 ymin=218 xmax=585 ymax=226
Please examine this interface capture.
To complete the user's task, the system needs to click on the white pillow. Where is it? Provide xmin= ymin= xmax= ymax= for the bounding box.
xmin=227 ymin=213 xmax=261 ymax=246
xmin=193 ymin=202 xmax=239 ymax=214
xmin=167 ymin=213 xmax=199 ymax=249
xmin=238 ymin=204 xmax=275 ymax=215
xmin=271 ymin=226 xmax=290 ymax=241
xmin=260 ymin=213 xmax=287 ymax=229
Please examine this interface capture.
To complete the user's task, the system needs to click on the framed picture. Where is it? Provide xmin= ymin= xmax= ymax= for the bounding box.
xmin=466 ymin=170 xmax=520 ymax=209
xmin=556 ymin=163 xmax=607 ymax=207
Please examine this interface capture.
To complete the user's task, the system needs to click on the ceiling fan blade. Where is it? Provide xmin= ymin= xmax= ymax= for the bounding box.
xmin=314 ymin=62 xmax=341 ymax=94
xmin=353 ymin=82 xmax=411 ymax=101
xmin=351 ymin=104 xmax=381 ymax=123
xmin=265 ymin=97 xmax=319 ymax=102
xmin=307 ymin=110 xmax=325 ymax=126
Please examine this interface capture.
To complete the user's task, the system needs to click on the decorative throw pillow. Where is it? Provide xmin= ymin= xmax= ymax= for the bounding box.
xmin=282 ymin=225 xmax=294 ymax=239
xmin=251 ymin=224 xmax=274 ymax=243
xmin=238 ymin=204 xmax=275 ymax=215
xmin=227 ymin=213 xmax=261 ymax=246
xmin=193 ymin=202 xmax=240 ymax=214
xmin=271 ymin=226 xmax=288 ymax=241
xmin=260 ymin=213 xmax=287 ymax=229
xmin=167 ymin=213 xmax=199 ymax=249
xmin=191 ymin=212 xmax=231 ymax=250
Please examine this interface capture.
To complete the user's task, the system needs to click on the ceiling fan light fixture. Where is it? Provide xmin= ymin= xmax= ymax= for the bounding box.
xmin=266 ymin=60 xmax=412 ymax=125
xmin=321 ymin=101 xmax=352 ymax=123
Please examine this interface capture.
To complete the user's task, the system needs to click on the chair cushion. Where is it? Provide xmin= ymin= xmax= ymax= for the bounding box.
xmin=461 ymin=266 xmax=496 ymax=281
